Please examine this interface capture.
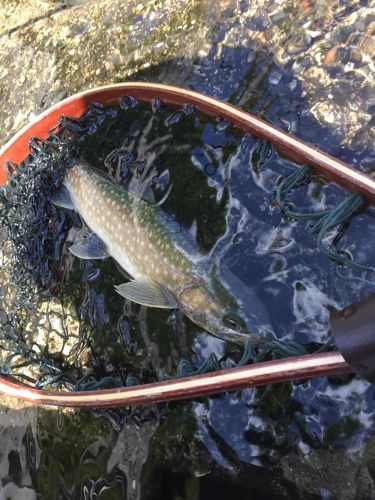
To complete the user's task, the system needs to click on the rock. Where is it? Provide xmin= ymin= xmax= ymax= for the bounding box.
xmin=0 ymin=0 xmax=222 ymax=146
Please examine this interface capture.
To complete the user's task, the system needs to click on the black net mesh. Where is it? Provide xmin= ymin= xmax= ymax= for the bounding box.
xmin=0 ymin=104 xmax=116 ymax=389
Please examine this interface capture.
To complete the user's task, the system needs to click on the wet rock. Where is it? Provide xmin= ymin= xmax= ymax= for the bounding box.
xmin=0 ymin=0 xmax=222 ymax=146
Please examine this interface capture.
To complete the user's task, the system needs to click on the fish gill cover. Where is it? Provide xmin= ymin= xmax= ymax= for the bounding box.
xmin=0 ymin=96 xmax=375 ymax=443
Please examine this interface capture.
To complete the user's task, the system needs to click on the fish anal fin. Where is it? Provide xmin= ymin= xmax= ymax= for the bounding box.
xmin=115 ymin=280 xmax=176 ymax=309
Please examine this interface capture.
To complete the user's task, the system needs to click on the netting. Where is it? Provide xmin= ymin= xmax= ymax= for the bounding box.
xmin=276 ymin=165 xmax=374 ymax=272
xmin=0 ymin=97 xmax=369 ymax=396
xmin=0 ymin=104 xmax=115 ymax=389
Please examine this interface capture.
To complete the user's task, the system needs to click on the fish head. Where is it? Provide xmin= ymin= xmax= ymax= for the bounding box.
xmin=177 ymin=278 xmax=253 ymax=343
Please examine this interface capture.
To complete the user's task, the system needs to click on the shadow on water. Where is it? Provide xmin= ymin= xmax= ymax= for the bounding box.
xmin=1 ymin=2 xmax=375 ymax=499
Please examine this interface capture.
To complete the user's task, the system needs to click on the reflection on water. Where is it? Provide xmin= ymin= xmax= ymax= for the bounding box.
xmin=0 ymin=403 xmax=39 ymax=500
xmin=1 ymin=1 xmax=375 ymax=499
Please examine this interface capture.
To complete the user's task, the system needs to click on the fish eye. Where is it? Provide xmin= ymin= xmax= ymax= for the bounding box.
xmin=222 ymin=314 xmax=240 ymax=331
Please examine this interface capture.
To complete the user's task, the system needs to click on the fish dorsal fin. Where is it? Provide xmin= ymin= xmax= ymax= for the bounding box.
xmin=127 ymin=173 xmax=173 ymax=207
xmin=115 ymin=280 xmax=176 ymax=309
xmin=69 ymin=234 xmax=109 ymax=260
xmin=152 ymin=183 xmax=173 ymax=207
xmin=141 ymin=184 xmax=156 ymax=204
xmin=155 ymin=211 xmax=204 ymax=262
xmin=51 ymin=184 xmax=75 ymax=210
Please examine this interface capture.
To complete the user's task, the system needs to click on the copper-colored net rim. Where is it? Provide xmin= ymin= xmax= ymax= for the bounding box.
xmin=1 ymin=83 xmax=374 ymax=201
xmin=0 ymin=352 xmax=350 ymax=408
xmin=0 ymin=81 xmax=368 ymax=408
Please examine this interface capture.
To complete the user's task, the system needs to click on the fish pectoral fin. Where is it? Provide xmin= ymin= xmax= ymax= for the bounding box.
xmin=69 ymin=235 xmax=109 ymax=260
xmin=114 ymin=280 xmax=176 ymax=309
xmin=51 ymin=185 xmax=75 ymax=210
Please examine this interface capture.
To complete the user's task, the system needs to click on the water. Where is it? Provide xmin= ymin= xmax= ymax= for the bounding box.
xmin=1 ymin=1 xmax=375 ymax=499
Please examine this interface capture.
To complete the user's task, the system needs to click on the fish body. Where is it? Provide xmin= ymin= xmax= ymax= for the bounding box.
xmin=60 ymin=161 xmax=252 ymax=341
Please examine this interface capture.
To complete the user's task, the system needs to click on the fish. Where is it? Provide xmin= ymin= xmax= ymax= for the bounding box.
xmin=53 ymin=160 xmax=255 ymax=342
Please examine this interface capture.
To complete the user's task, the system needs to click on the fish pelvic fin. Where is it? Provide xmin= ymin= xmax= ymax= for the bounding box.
xmin=115 ymin=280 xmax=176 ymax=309
xmin=69 ymin=234 xmax=109 ymax=260
xmin=51 ymin=184 xmax=75 ymax=210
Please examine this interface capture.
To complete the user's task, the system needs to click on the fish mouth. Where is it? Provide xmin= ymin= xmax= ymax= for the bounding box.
xmin=209 ymin=328 xmax=256 ymax=346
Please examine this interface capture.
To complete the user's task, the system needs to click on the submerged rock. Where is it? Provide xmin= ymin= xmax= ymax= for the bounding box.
xmin=281 ymin=448 xmax=375 ymax=500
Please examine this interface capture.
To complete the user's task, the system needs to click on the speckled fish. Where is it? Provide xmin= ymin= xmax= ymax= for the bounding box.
xmin=53 ymin=160 xmax=254 ymax=342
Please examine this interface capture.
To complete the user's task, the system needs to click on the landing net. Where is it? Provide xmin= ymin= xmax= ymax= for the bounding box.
xmin=0 ymin=98 xmax=369 ymax=396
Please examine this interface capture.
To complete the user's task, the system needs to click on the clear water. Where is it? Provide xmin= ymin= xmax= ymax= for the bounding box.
xmin=1 ymin=1 xmax=375 ymax=499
